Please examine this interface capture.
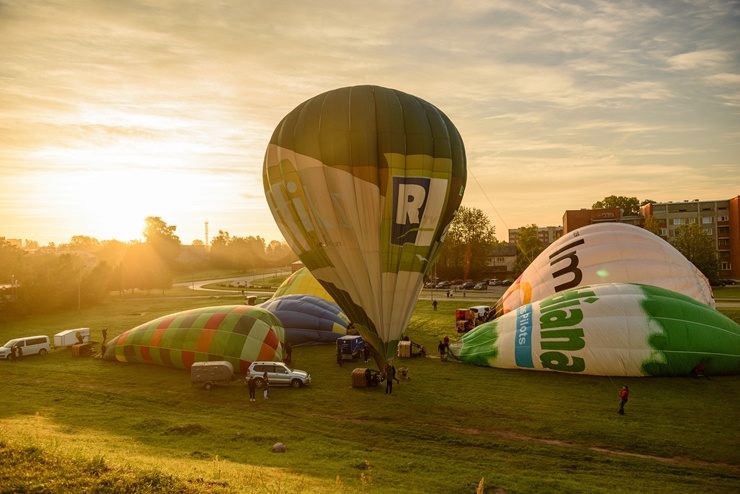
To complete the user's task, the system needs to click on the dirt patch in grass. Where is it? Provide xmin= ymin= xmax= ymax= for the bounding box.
xmin=453 ymin=426 xmax=740 ymax=473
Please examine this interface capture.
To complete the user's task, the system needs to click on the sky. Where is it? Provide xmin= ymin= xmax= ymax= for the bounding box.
xmin=1 ymin=0 xmax=739 ymax=247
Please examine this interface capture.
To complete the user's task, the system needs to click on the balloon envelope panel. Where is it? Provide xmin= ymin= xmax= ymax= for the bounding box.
xmin=272 ymin=268 xmax=335 ymax=303
xmin=103 ymin=306 xmax=284 ymax=373
xmin=259 ymin=294 xmax=350 ymax=346
xmin=263 ymin=85 xmax=466 ymax=365
xmin=496 ymin=223 xmax=714 ymax=318
xmin=451 ymin=283 xmax=740 ymax=377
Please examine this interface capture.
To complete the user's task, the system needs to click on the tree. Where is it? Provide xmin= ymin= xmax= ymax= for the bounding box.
xmin=643 ymin=216 xmax=661 ymax=236
xmin=65 ymin=235 xmax=101 ymax=251
xmin=143 ymin=216 xmax=181 ymax=273
xmin=592 ymin=196 xmax=641 ymax=216
xmin=266 ymin=240 xmax=298 ymax=267
xmin=671 ymin=223 xmax=719 ymax=282
xmin=436 ymin=206 xmax=498 ymax=280
xmin=512 ymin=224 xmax=545 ymax=276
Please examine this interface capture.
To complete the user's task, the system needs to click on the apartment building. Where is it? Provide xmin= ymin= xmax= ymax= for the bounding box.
xmin=641 ymin=196 xmax=740 ymax=279
xmin=562 ymin=208 xmax=644 ymax=233
xmin=508 ymin=225 xmax=563 ymax=247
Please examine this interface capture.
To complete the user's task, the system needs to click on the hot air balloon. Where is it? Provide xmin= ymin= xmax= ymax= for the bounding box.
xmin=272 ymin=267 xmax=335 ymax=303
xmin=103 ymin=305 xmax=284 ymax=373
xmin=494 ymin=223 xmax=714 ymax=319
xmin=263 ymin=85 xmax=466 ymax=369
xmin=259 ymin=294 xmax=350 ymax=346
xmin=449 ymin=283 xmax=740 ymax=377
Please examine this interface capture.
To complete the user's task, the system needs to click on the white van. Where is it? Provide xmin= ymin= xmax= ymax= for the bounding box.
xmin=0 ymin=335 xmax=51 ymax=359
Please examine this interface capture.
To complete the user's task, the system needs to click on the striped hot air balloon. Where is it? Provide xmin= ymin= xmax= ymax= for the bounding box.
xmin=263 ymin=85 xmax=466 ymax=369
xmin=103 ymin=305 xmax=284 ymax=373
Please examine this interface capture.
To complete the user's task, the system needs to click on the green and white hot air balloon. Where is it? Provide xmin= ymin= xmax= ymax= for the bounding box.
xmin=449 ymin=283 xmax=740 ymax=377
xmin=263 ymin=85 xmax=466 ymax=370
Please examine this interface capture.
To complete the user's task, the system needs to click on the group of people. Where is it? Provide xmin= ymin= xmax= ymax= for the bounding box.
xmin=245 ymin=371 xmax=270 ymax=401
xmin=6 ymin=342 xmax=23 ymax=362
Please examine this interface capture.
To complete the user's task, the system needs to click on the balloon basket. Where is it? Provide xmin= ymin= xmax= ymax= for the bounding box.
xmin=352 ymin=368 xmax=382 ymax=388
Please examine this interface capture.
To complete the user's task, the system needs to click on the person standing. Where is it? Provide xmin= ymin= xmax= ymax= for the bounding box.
xmin=247 ymin=372 xmax=257 ymax=402
xmin=618 ymin=385 xmax=629 ymax=415
xmin=15 ymin=343 xmax=23 ymax=360
xmin=284 ymin=342 xmax=293 ymax=365
xmin=263 ymin=371 xmax=270 ymax=399
xmin=9 ymin=344 xmax=16 ymax=362
xmin=385 ymin=363 xmax=397 ymax=394
xmin=437 ymin=340 xmax=446 ymax=361
xmin=432 ymin=300 xmax=438 ymax=311
xmin=363 ymin=344 xmax=370 ymax=363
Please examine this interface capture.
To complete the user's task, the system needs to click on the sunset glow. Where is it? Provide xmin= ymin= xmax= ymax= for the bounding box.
xmin=1 ymin=1 xmax=738 ymax=246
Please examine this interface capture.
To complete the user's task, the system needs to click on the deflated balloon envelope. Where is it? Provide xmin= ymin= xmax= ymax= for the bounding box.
xmin=495 ymin=223 xmax=714 ymax=318
xmin=450 ymin=283 xmax=740 ymax=377
xmin=263 ymin=85 xmax=466 ymax=367
xmin=259 ymin=294 xmax=350 ymax=346
xmin=103 ymin=305 xmax=284 ymax=373
xmin=272 ymin=267 xmax=335 ymax=304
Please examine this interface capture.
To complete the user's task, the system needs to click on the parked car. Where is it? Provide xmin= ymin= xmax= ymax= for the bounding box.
xmin=488 ymin=279 xmax=501 ymax=286
xmin=461 ymin=281 xmax=476 ymax=289
xmin=248 ymin=361 xmax=311 ymax=388
xmin=424 ymin=282 xmax=436 ymax=288
xmin=501 ymin=279 xmax=513 ymax=286
xmin=469 ymin=305 xmax=491 ymax=322
xmin=436 ymin=281 xmax=452 ymax=289
xmin=0 ymin=335 xmax=51 ymax=360
xmin=452 ymin=279 xmax=464 ymax=285
xmin=473 ymin=282 xmax=488 ymax=290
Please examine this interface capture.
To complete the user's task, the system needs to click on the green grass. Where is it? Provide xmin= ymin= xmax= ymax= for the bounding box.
xmin=0 ymin=295 xmax=738 ymax=494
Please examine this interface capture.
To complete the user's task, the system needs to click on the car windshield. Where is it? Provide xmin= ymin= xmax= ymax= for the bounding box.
xmin=2 ymin=340 xmax=18 ymax=349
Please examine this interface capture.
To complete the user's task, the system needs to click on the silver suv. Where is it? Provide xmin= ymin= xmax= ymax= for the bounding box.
xmin=248 ymin=361 xmax=311 ymax=388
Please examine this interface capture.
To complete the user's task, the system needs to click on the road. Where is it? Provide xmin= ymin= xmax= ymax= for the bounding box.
xmin=176 ymin=276 xmax=740 ymax=309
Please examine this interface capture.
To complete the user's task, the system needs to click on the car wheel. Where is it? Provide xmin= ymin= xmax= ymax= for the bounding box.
xmin=203 ymin=382 xmax=213 ymax=390
xmin=291 ymin=379 xmax=303 ymax=388
xmin=38 ymin=348 xmax=48 ymax=356
xmin=255 ymin=378 xmax=265 ymax=389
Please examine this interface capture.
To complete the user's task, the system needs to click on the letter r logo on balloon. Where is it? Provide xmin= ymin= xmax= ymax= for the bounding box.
xmin=391 ymin=176 xmax=447 ymax=247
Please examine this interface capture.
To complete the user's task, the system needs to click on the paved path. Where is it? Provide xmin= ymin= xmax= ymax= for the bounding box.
xmin=175 ymin=275 xmax=740 ymax=308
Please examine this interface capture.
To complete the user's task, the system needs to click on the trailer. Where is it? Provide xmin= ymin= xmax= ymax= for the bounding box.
xmin=54 ymin=328 xmax=90 ymax=348
xmin=190 ymin=361 xmax=235 ymax=390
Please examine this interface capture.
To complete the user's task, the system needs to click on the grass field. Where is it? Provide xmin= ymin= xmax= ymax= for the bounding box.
xmin=1 ymin=285 xmax=739 ymax=493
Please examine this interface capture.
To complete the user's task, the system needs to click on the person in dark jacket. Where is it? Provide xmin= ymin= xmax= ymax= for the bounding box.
xmin=385 ymin=363 xmax=398 ymax=394
xmin=246 ymin=372 xmax=257 ymax=402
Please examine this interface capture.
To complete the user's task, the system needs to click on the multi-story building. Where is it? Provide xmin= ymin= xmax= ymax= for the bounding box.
xmin=562 ymin=208 xmax=644 ymax=233
xmin=508 ymin=226 xmax=563 ymax=247
xmin=641 ymin=196 xmax=740 ymax=279
xmin=485 ymin=244 xmax=517 ymax=278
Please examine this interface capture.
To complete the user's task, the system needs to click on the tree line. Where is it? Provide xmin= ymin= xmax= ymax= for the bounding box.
xmin=0 ymin=217 xmax=297 ymax=318
xmin=1 ymin=197 xmax=721 ymax=319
